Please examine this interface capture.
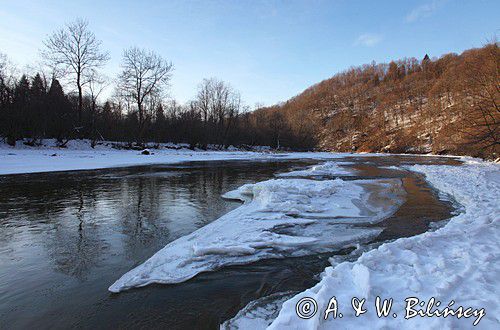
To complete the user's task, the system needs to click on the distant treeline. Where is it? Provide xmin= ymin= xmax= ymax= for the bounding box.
xmin=0 ymin=19 xmax=315 ymax=150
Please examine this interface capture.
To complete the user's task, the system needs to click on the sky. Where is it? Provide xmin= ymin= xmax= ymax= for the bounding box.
xmin=0 ymin=0 xmax=498 ymax=107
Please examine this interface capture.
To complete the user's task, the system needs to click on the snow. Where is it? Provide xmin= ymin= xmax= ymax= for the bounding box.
xmin=241 ymin=159 xmax=499 ymax=329
xmin=221 ymin=292 xmax=297 ymax=330
xmin=276 ymin=161 xmax=355 ymax=177
xmin=0 ymin=139 xmax=353 ymax=175
xmin=108 ymin=174 xmax=405 ymax=292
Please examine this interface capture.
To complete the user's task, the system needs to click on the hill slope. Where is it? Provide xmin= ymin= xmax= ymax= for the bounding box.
xmin=260 ymin=44 xmax=499 ymax=159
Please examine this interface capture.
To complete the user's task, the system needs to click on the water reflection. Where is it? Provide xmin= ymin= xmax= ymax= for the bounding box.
xmin=0 ymin=160 xmax=316 ymax=328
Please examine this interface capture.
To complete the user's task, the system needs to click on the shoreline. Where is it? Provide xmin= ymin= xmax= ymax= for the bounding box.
xmin=0 ymin=138 xmax=481 ymax=176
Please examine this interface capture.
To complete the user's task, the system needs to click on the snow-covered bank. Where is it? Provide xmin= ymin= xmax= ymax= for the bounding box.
xmin=253 ymin=160 xmax=499 ymax=329
xmin=109 ymin=173 xmax=405 ymax=292
xmin=0 ymin=139 xmax=352 ymax=175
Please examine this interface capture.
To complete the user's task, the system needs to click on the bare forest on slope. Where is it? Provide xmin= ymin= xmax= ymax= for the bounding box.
xmin=261 ymin=43 xmax=499 ymax=158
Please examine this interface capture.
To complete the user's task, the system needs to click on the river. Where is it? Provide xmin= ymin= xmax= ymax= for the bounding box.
xmin=0 ymin=156 xmax=461 ymax=329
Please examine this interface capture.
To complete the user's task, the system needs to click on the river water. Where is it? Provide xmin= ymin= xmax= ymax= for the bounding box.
xmin=0 ymin=156 xmax=461 ymax=329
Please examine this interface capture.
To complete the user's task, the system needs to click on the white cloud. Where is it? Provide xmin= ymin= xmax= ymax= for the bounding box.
xmin=406 ymin=0 xmax=446 ymax=23
xmin=354 ymin=33 xmax=383 ymax=47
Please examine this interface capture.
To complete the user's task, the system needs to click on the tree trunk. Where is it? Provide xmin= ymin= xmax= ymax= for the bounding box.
xmin=137 ymin=100 xmax=144 ymax=142
xmin=77 ymin=74 xmax=83 ymax=127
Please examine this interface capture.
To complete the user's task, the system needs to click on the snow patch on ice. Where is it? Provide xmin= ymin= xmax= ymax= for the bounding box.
xmin=221 ymin=292 xmax=297 ymax=330
xmin=276 ymin=161 xmax=355 ymax=177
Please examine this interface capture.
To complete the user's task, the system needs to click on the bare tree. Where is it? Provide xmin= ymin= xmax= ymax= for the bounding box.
xmin=0 ymin=53 xmax=10 ymax=106
xmin=0 ymin=53 xmax=18 ymax=90
xmin=42 ymin=18 xmax=109 ymax=126
xmin=117 ymin=47 xmax=173 ymax=139
xmin=194 ymin=78 xmax=241 ymax=147
xmin=269 ymin=110 xmax=286 ymax=149
xmin=0 ymin=53 xmax=7 ymax=82
xmin=457 ymin=43 xmax=499 ymax=155
xmin=87 ymin=72 xmax=108 ymax=146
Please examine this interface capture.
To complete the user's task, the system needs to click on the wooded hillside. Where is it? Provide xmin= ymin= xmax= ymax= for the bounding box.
xmin=258 ymin=43 xmax=499 ymax=159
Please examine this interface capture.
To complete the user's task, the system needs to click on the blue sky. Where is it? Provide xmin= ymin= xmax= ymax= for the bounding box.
xmin=0 ymin=0 xmax=498 ymax=107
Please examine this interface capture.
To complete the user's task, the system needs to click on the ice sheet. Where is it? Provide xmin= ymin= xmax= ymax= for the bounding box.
xmin=109 ymin=177 xmax=404 ymax=292
xmin=276 ymin=161 xmax=355 ymax=177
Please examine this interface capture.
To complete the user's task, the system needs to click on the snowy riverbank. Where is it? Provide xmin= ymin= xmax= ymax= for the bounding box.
xmin=0 ymin=139 xmax=352 ymax=175
xmin=228 ymin=159 xmax=499 ymax=329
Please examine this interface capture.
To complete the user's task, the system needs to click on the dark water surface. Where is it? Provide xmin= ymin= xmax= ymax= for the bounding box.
xmin=0 ymin=156 xmax=461 ymax=329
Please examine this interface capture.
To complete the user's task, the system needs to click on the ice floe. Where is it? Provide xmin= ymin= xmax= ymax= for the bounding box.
xmin=109 ymin=176 xmax=404 ymax=292
xmin=276 ymin=161 xmax=355 ymax=177
xmin=221 ymin=292 xmax=297 ymax=330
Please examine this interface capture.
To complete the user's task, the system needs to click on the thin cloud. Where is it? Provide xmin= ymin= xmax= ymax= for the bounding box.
xmin=406 ymin=0 xmax=446 ymax=23
xmin=354 ymin=33 xmax=383 ymax=47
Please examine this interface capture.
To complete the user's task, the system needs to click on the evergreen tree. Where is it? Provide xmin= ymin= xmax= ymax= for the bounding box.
xmin=48 ymin=79 xmax=73 ymax=142
xmin=9 ymin=75 xmax=31 ymax=143
xmin=29 ymin=74 xmax=48 ymax=140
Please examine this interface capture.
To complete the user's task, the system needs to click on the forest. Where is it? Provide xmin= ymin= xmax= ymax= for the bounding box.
xmin=0 ymin=19 xmax=498 ymax=158
xmin=263 ymin=42 xmax=499 ymax=158
xmin=0 ymin=19 xmax=312 ymax=150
